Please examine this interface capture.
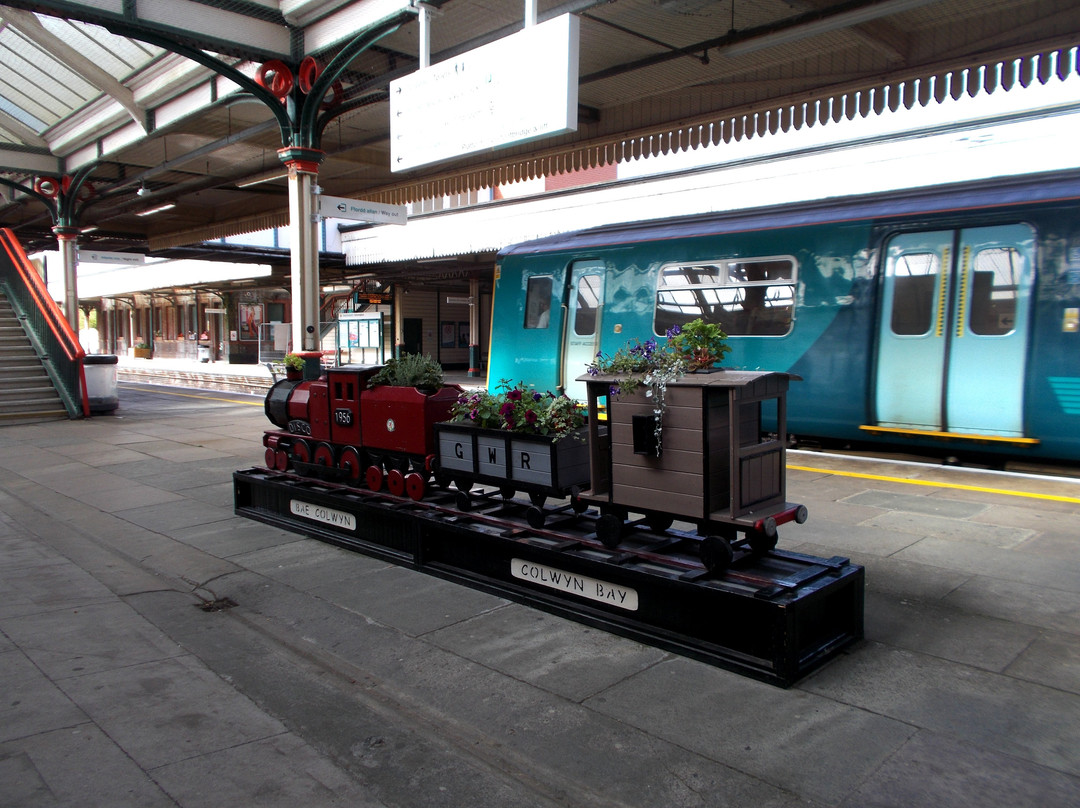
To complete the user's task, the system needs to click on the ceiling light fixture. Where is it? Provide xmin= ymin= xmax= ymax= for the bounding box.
xmin=135 ymin=202 xmax=176 ymax=217
xmin=237 ymin=170 xmax=289 ymax=188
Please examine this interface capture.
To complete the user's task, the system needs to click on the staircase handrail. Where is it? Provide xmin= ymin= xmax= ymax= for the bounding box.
xmin=0 ymin=228 xmax=89 ymax=417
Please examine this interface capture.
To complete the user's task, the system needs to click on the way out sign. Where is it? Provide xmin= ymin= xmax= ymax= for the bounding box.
xmin=316 ymin=194 xmax=406 ymax=226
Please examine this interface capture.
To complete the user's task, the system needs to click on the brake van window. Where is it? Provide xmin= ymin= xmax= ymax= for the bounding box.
xmin=654 ymin=257 xmax=796 ymax=336
xmin=524 ymin=276 xmax=553 ymax=329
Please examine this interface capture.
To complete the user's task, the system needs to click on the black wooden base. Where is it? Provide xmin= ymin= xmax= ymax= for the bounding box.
xmin=233 ymin=467 xmax=864 ymax=686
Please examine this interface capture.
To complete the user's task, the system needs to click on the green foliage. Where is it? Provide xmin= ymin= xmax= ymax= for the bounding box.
xmin=367 ymin=353 xmax=444 ymax=389
xmin=450 ymin=380 xmax=585 ymax=442
xmin=283 ymin=353 xmax=305 ymax=371
xmin=665 ymin=318 xmax=731 ymax=370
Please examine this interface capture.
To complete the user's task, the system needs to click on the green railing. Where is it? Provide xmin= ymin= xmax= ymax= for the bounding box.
xmin=0 ymin=228 xmax=88 ymax=418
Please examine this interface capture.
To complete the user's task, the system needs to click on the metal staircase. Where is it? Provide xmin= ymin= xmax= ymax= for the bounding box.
xmin=0 ymin=290 xmax=68 ymax=421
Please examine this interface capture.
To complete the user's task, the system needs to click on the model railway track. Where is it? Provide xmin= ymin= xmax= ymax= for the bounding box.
xmin=246 ymin=464 xmax=837 ymax=594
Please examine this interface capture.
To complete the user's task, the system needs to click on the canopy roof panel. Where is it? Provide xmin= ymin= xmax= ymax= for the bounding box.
xmin=0 ymin=0 xmax=1076 ymax=258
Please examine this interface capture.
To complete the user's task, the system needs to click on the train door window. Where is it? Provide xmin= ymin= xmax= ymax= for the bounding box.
xmin=654 ymin=256 xmax=796 ymax=336
xmin=969 ymin=247 xmax=1023 ymax=336
xmin=574 ymin=275 xmax=602 ymax=336
xmin=889 ymin=252 xmax=940 ymax=336
xmin=524 ymin=276 xmax=553 ymax=329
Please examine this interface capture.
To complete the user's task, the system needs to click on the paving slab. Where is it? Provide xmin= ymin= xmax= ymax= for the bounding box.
xmin=864 ymin=590 xmax=1040 ymax=671
xmin=56 ymin=653 xmax=289 ymax=771
xmin=839 ymin=729 xmax=1080 ymax=808
xmin=0 ymin=725 xmax=176 ymax=808
xmin=429 ymin=602 xmax=669 ymax=702
xmin=803 ymin=641 xmax=1080 ymax=777
xmin=582 ymin=655 xmax=916 ymax=805
xmin=2 ymin=599 xmax=185 ymax=680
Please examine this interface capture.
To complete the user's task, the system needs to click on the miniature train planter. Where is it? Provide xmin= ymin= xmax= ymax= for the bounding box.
xmin=578 ymin=370 xmax=808 ymax=572
xmin=433 ymin=422 xmax=592 ymax=526
xmin=259 ymin=363 xmax=808 ymax=573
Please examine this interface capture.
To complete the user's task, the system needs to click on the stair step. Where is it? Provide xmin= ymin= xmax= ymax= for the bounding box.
xmin=0 ymin=409 xmax=69 ymax=422
xmin=0 ymin=387 xmax=58 ymax=400
xmin=0 ymin=398 xmax=64 ymax=413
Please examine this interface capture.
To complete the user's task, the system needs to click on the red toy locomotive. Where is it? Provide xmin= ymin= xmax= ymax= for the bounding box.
xmin=262 ymin=364 xmax=460 ymax=500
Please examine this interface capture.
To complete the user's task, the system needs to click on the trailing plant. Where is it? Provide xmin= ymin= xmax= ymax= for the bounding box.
xmin=585 ymin=318 xmax=730 ymax=456
xmin=450 ymin=380 xmax=585 ymax=442
xmin=367 ymin=353 xmax=444 ymax=390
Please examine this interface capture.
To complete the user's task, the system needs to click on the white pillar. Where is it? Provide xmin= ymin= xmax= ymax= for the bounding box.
xmin=282 ymin=150 xmax=324 ymax=353
xmin=54 ymin=227 xmax=79 ymax=332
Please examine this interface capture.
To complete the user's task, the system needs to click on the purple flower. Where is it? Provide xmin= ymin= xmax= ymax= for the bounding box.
xmin=525 ymin=410 xmax=538 ymax=424
xmin=532 ymin=391 xmax=543 ymax=402
xmin=508 ymin=389 xmax=522 ymax=401
xmin=499 ymin=402 xmax=515 ymax=416
xmin=666 ymin=325 xmax=682 ymax=338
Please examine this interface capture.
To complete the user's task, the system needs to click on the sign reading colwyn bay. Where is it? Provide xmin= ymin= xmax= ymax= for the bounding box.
xmin=390 ymin=13 xmax=579 ymax=172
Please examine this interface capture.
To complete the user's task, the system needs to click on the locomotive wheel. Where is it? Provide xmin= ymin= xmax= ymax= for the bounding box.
xmin=645 ymin=513 xmax=674 ymax=532
xmin=365 ymin=465 xmax=383 ymax=491
xmin=291 ymin=438 xmax=312 ymax=464
xmin=526 ymin=506 xmax=546 ymax=530
xmin=454 ymin=478 xmax=472 ymax=493
xmin=274 ymin=449 xmax=289 ymax=471
xmin=456 ymin=490 xmax=473 ymax=511
xmin=700 ymin=536 xmax=734 ymax=574
xmin=499 ymin=486 xmax=515 ymax=499
xmin=386 ymin=468 xmax=406 ymax=497
xmin=338 ymin=446 xmax=363 ymax=483
xmin=404 ymin=472 xmax=426 ymax=501
xmin=529 ymin=492 xmax=546 ymax=508
xmin=747 ymin=528 xmax=778 ymax=556
xmin=313 ymin=442 xmax=335 ymax=468
xmin=596 ymin=514 xmax=624 ymax=549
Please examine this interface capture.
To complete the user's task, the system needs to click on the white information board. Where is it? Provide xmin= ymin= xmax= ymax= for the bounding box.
xmin=316 ymin=195 xmax=406 ymax=225
xmin=390 ymin=13 xmax=579 ymax=172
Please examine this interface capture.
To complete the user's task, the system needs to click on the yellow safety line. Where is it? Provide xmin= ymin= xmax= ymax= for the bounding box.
xmin=788 ymin=464 xmax=1080 ymax=504
xmin=119 ymin=383 xmax=263 ymax=407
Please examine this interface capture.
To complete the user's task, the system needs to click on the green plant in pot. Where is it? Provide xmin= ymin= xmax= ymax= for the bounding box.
xmin=368 ymin=353 xmax=444 ymax=391
xmin=283 ymin=352 xmax=305 ymax=379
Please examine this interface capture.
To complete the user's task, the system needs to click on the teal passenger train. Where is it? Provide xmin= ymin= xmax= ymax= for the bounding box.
xmin=486 ymin=169 xmax=1080 ymax=463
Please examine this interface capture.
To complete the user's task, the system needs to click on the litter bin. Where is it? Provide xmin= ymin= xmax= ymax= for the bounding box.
xmin=83 ymin=354 xmax=119 ymax=413
xmin=198 ymin=343 xmax=211 ymax=362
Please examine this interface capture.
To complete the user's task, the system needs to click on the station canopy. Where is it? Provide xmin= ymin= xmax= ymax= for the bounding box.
xmin=0 ymin=0 xmax=1078 ymax=268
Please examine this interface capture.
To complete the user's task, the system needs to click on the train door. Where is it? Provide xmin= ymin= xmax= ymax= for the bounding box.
xmin=560 ymin=261 xmax=605 ymax=400
xmin=874 ymin=224 xmax=1035 ymax=436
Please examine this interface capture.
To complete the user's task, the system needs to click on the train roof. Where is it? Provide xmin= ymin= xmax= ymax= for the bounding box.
xmin=497 ymin=169 xmax=1080 ymax=257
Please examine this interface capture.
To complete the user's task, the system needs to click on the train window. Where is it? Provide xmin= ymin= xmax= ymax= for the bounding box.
xmin=524 ymin=276 xmax=553 ymax=329
xmin=574 ymin=275 xmax=602 ymax=336
xmin=969 ymin=247 xmax=1022 ymax=336
xmin=889 ymin=252 xmax=939 ymax=335
xmin=654 ymin=257 xmax=796 ymax=336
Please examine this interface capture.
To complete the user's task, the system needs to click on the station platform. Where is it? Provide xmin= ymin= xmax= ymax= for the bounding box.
xmin=114 ymin=354 xmax=485 ymax=396
xmin=1 ymin=380 xmax=1079 ymax=807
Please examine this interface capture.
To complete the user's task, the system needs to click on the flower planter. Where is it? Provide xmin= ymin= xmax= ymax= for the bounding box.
xmin=433 ymin=422 xmax=590 ymax=496
xmin=580 ymin=371 xmax=791 ymax=522
xmin=132 ymin=347 xmax=153 ymax=359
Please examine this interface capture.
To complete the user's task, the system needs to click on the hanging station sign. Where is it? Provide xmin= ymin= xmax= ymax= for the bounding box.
xmin=390 ymin=13 xmax=579 ymax=172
